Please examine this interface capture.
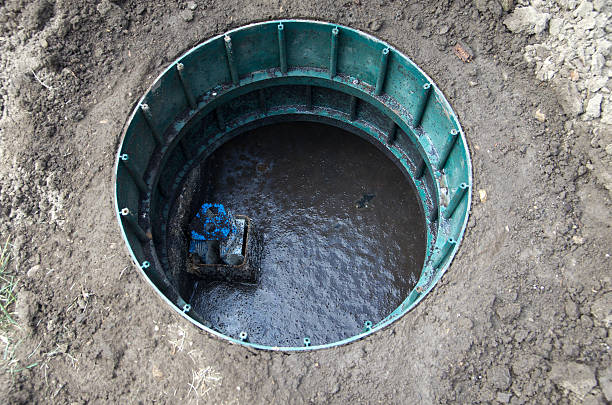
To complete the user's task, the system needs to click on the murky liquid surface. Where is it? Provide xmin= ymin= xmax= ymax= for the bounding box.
xmin=184 ymin=122 xmax=425 ymax=346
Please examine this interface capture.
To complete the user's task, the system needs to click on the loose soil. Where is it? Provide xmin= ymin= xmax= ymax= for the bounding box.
xmin=0 ymin=0 xmax=610 ymax=403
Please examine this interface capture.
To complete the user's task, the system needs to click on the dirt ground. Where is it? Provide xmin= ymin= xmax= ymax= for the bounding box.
xmin=0 ymin=0 xmax=610 ymax=403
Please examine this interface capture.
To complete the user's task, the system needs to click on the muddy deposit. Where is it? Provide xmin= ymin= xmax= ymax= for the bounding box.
xmin=167 ymin=122 xmax=426 ymax=346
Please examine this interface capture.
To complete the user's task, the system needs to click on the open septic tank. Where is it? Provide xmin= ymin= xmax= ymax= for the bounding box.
xmin=114 ymin=20 xmax=472 ymax=350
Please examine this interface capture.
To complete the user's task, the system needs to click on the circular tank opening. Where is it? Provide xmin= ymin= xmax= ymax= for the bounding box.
xmin=114 ymin=20 xmax=472 ymax=350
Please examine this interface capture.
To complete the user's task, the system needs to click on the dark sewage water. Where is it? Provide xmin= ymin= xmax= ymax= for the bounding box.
xmin=171 ymin=121 xmax=426 ymax=347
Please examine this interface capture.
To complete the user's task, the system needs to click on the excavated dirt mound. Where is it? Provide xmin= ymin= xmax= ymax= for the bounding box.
xmin=0 ymin=0 xmax=610 ymax=403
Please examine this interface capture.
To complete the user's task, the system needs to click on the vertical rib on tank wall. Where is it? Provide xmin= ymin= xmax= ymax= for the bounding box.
xmin=151 ymin=187 xmax=164 ymax=245
xmin=121 ymin=212 xmax=145 ymax=259
xmin=159 ymin=144 xmax=186 ymax=201
xmin=441 ymin=143 xmax=470 ymax=233
xmin=142 ymin=259 xmax=176 ymax=298
xmin=421 ymin=165 xmax=439 ymax=235
xmin=420 ymin=90 xmax=458 ymax=159
xmin=141 ymin=70 xmax=190 ymax=139
xmin=358 ymin=98 xmax=393 ymax=133
xmin=202 ymin=112 xmax=221 ymax=146
xmin=443 ymin=141 xmax=469 ymax=184
xmin=176 ymin=112 xmax=202 ymax=154
xmin=395 ymin=129 xmax=421 ymax=173
xmin=116 ymin=165 xmax=140 ymax=233
xmin=122 ymin=112 xmax=156 ymax=178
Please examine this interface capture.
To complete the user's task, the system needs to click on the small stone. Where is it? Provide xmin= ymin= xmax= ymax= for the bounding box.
xmin=597 ymin=39 xmax=612 ymax=57
xmin=591 ymin=292 xmax=612 ymax=326
xmin=458 ymin=316 xmax=473 ymax=329
xmin=438 ymin=25 xmax=449 ymax=35
xmin=555 ymin=81 xmax=583 ymax=117
xmin=512 ymin=354 xmax=541 ymax=375
xmin=549 ymin=17 xmax=564 ymax=36
xmin=478 ymin=189 xmax=487 ymax=202
xmin=503 ymin=6 xmax=550 ymax=35
xmin=572 ymin=235 xmax=585 ymax=245
xmin=499 ymin=0 xmax=513 ymax=12
xmin=580 ymin=314 xmax=594 ymax=328
xmin=550 ymin=362 xmax=596 ymax=399
xmin=513 ymin=328 xmax=528 ymax=343
xmin=584 ymin=94 xmax=603 ymax=119
xmin=496 ymin=303 xmax=521 ymax=321
xmin=187 ymin=1 xmax=197 ymax=10
xmin=605 ymin=144 xmax=612 ymax=155
xmin=591 ymin=53 xmax=605 ymax=76
xmin=570 ymin=70 xmax=580 ymax=81
xmin=473 ymin=0 xmax=488 ymax=13
xmin=565 ymin=300 xmax=579 ymax=319
xmin=96 ymin=0 xmax=112 ymax=16
xmin=496 ymin=392 xmax=511 ymax=403
xmin=575 ymin=1 xmax=594 ymax=18
xmin=599 ymin=366 xmax=612 ymax=401
xmin=596 ymin=327 xmax=607 ymax=338
xmin=77 ymin=296 xmax=87 ymax=310
xmin=152 ymin=364 xmax=164 ymax=379
xmin=487 ymin=365 xmax=512 ymax=390
xmin=583 ymin=393 xmax=607 ymax=405
xmin=587 ymin=77 xmax=608 ymax=92
xmin=534 ymin=109 xmax=546 ymax=122
xmin=558 ymin=0 xmax=578 ymax=10
xmin=579 ymin=15 xmax=597 ymax=30
xmin=15 ymin=291 xmax=37 ymax=332
xmin=27 ymin=264 xmax=41 ymax=277
xmin=180 ymin=9 xmax=194 ymax=22
xmin=602 ymin=100 xmax=612 ymax=125
xmin=368 ymin=20 xmax=383 ymax=32
xmin=96 ymin=0 xmax=127 ymax=29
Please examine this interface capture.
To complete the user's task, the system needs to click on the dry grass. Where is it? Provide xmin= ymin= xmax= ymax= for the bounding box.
xmin=0 ymin=238 xmax=16 ymax=329
xmin=187 ymin=366 xmax=223 ymax=399
xmin=0 ymin=237 xmax=38 ymax=375
xmin=164 ymin=323 xmax=223 ymax=402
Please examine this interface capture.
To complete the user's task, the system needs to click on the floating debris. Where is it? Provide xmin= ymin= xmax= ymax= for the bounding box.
xmin=355 ymin=193 xmax=376 ymax=209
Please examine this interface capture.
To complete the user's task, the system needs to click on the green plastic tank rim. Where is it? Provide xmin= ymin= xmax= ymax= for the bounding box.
xmin=113 ymin=19 xmax=472 ymax=351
